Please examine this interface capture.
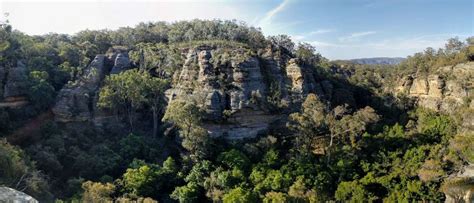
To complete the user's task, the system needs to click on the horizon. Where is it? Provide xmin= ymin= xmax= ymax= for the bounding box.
xmin=1 ymin=0 xmax=472 ymax=60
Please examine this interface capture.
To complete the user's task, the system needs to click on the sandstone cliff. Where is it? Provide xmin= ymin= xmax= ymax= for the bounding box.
xmin=52 ymin=44 xmax=342 ymax=139
xmin=50 ymin=44 xmax=474 ymax=140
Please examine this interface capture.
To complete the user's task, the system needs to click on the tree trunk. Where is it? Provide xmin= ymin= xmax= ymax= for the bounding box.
xmin=152 ymin=106 xmax=158 ymax=137
xmin=327 ymin=135 xmax=334 ymax=165
xmin=127 ymin=105 xmax=134 ymax=132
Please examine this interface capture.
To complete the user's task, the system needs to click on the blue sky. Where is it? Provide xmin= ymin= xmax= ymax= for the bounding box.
xmin=1 ymin=0 xmax=473 ymax=59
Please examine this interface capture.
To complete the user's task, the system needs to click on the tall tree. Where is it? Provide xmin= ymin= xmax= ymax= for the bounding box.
xmin=98 ymin=69 xmax=168 ymax=134
xmin=163 ymin=100 xmax=210 ymax=160
xmin=287 ymin=94 xmax=328 ymax=155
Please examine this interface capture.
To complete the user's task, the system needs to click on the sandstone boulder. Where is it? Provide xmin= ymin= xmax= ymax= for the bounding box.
xmin=110 ymin=53 xmax=131 ymax=74
xmin=0 ymin=187 xmax=38 ymax=203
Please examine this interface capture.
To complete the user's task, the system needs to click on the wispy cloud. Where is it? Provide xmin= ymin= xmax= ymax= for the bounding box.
xmin=308 ymin=29 xmax=334 ymax=35
xmin=308 ymin=40 xmax=340 ymax=48
xmin=339 ymin=31 xmax=377 ymax=42
xmin=292 ymin=29 xmax=335 ymax=41
xmin=308 ymin=33 xmax=470 ymax=59
xmin=259 ymin=0 xmax=291 ymax=26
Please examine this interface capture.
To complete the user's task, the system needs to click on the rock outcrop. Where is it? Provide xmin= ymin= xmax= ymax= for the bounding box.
xmin=0 ymin=187 xmax=38 ymax=203
xmin=394 ymin=62 xmax=473 ymax=113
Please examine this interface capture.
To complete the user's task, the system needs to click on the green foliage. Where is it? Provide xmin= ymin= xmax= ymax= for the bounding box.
xmin=129 ymin=42 xmax=183 ymax=75
xmin=217 ymin=149 xmax=251 ymax=171
xmin=415 ymin=108 xmax=456 ymax=141
xmin=122 ymin=163 xmax=161 ymax=197
xmin=222 ymin=187 xmax=258 ymax=203
xmin=287 ymin=176 xmax=321 ymax=202
xmin=250 ymin=166 xmax=290 ymax=195
xmin=288 ymin=94 xmax=379 ymax=157
xmin=449 ymin=133 xmax=474 ymax=163
xmin=295 ymin=42 xmax=323 ymax=66
xmin=81 ymin=181 xmax=115 ymax=202
xmin=0 ymin=139 xmax=52 ymax=200
xmin=397 ymin=37 xmax=473 ymax=76
xmin=263 ymin=191 xmax=288 ymax=203
xmin=171 ymin=182 xmax=200 ymax=203
xmin=98 ymin=69 xmax=168 ymax=132
xmin=268 ymin=35 xmax=295 ymax=53
xmin=266 ymin=82 xmax=285 ymax=111
xmin=163 ymin=100 xmax=210 ymax=160
xmin=287 ymin=94 xmax=328 ymax=154
xmin=335 ymin=180 xmax=373 ymax=202
xmin=28 ymin=70 xmax=55 ymax=111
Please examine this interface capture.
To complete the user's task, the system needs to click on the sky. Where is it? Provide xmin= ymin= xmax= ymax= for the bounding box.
xmin=1 ymin=0 xmax=473 ymax=59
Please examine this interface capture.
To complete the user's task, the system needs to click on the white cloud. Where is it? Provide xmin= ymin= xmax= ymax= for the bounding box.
xmin=259 ymin=0 xmax=291 ymax=27
xmin=339 ymin=31 xmax=377 ymax=42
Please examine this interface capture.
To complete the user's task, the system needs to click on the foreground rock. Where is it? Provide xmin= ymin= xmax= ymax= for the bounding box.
xmin=0 ymin=187 xmax=38 ymax=203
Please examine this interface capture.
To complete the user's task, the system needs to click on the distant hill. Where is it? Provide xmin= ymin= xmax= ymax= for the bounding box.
xmin=349 ymin=57 xmax=405 ymax=65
